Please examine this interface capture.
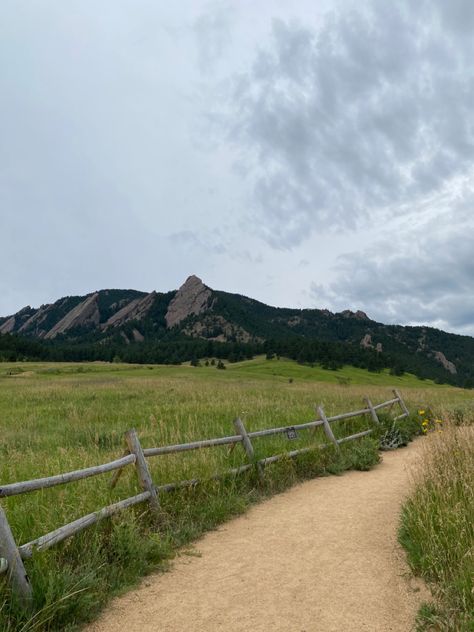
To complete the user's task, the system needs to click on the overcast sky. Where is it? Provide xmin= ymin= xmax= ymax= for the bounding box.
xmin=1 ymin=0 xmax=473 ymax=335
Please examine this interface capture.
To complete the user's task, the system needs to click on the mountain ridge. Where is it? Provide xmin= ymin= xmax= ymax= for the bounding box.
xmin=1 ymin=275 xmax=473 ymax=387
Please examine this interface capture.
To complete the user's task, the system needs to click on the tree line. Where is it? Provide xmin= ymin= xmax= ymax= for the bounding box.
xmin=1 ymin=331 xmax=472 ymax=388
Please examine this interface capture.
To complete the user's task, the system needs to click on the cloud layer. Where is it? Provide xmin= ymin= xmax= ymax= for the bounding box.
xmin=226 ymin=1 xmax=474 ymax=247
xmin=1 ymin=1 xmax=473 ymax=336
xmin=309 ymin=169 xmax=474 ymax=333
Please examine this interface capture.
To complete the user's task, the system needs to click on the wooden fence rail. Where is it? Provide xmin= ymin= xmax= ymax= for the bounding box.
xmin=0 ymin=389 xmax=409 ymax=609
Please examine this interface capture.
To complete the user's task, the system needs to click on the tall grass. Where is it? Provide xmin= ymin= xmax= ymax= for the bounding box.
xmin=399 ymin=415 xmax=474 ymax=631
xmin=0 ymin=360 xmax=470 ymax=630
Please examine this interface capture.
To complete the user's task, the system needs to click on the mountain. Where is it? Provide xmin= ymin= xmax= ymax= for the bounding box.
xmin=1 ymin=276 xmax=473 ymax=387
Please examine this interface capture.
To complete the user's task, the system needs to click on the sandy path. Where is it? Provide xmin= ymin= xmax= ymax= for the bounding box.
xmin=87 ymin=440 xmax=429 ymax=632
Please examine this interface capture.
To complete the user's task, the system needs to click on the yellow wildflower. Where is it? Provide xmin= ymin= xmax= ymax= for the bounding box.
xmin=418 ymin=410 xmax=425 ymax=415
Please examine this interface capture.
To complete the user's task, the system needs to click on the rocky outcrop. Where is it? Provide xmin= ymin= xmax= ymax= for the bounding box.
xmin=287 ymin=316 xmax=302 ymax=327
xmin=416 ymin=330 xmax=427 ymax=352
xmin=165 ymin=275 xmax=212 ymax=328
xmin=0 ymin=316 xmax=16 ymax=334
xmin=360 ymin=334 xmax=382 ymax=352
xmin=0 ymin=306 xmax=37 ymax=334
xmin=18 ymin=305 xmax=55 ymax=337
xmin=132 ymin=328 xmax=144 ymax=342
xmin=183 ymin=314 xmax=256 ymax=343
xmin=341 ymin=309 xmax=370 ymax=320
xmin=433 ymin=351 xmax=457 ymax=374
xmin=103 ymin=292 xmax=156 ymax=329
xmin=44 ymin=293 xmax=100 ymax=339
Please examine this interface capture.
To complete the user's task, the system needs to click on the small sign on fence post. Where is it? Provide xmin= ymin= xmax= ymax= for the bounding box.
xmin=286 ymin=427 xmax=298 ymax=440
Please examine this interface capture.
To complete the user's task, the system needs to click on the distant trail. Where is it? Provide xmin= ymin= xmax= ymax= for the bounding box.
xmin=86 ymin=440 xmax=429 ymax=632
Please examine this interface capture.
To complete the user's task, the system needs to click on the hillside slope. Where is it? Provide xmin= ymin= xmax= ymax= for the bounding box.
xmin=1 ymin=276 xmax=473 ymax=387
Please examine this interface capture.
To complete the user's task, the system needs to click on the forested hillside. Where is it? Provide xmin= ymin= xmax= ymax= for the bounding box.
xmin=1 ymin=276 xmax=473 ymax=387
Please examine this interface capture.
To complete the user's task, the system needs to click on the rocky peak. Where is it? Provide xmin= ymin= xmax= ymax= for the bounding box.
xmin=17 ymin=306 xmax=33 ymax=316
xmin=341 ymin=309 xmax=370 ymax=320
xmin=165 ymin=275 xmax=212 ymax=328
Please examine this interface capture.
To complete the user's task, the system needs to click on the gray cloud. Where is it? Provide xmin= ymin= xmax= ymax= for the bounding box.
xmin=311 ymin=190 xmax=474 ymax=334
xmin=194 ymin=2 xmax=234 ymax=73
xmin=1 ymin=1 xmax=473 ymax=337
xmin=223 ymin=1 xmax=474 ymax=247
xmin=169 ymin=229 xmax=228 ymax=255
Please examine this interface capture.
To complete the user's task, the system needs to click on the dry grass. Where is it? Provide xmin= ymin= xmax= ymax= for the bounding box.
xmin=400 ymin=416 xmax=474 ymax=630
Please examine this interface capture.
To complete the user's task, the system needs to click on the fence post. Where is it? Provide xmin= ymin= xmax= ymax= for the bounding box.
xmin=125 ymin=429 xmax=160 ymax=517
xmin=233 ymin=417 xmax=264 ymax=482
xmin=0 ymin=505 xmax=33 ymax=610
xmin=109 ymin=449 xmax=130 ymax=489
xmin=393 ymin=389 xmax=409 ymax=417
xmin=364 ymin=397 xmax=380 ymax=425
xmin=317 ymin=406 xmax=340 ymax=451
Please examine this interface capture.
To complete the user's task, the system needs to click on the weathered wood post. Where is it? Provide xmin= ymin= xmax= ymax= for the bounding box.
xmin=125 ymin=429 xmax=160 ymax=517
xmin=317 ymin=406 xmax=340 ymax=451
xmin=0 ymin=505 xmax=33 ymax=610
xmin=393 ymin=389 xmax=409 ymax=417
xmin=109 ymin=449 xmax=131 ymax=489
xmin=233 ymin=417 xmax=264 ymax=482
xmin=364 ymin=397 xmax=380 ymax=425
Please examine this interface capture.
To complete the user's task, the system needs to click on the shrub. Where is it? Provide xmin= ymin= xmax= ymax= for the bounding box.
xmin=376 ymin=413 xmax=422 ymax=450
xmin=344 ymin=437 xmax=381 ymax=471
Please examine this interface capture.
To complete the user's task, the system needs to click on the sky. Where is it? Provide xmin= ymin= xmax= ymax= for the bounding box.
xmin=1 ymin=0 xmax=474 ymax=335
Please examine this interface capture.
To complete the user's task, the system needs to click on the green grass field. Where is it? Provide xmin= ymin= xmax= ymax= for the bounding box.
xmin=0 ymin=357 xmax=472 ymax=630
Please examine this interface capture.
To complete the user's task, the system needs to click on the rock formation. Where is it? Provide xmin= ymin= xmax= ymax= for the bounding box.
xmin=103 ymin=292 xmax=156 ymax=329
xmin=45 ymin=293 xmax=100 ymax=339
xmin=0 ymin=316 xmax=16 ymax=334
xmin=433 ymin=351 xmax=457 ymax=374
xmin=341 ymin=309 xmax=370 ymax=320
xmin=165 ymin=275 xmax=212 ymax=328
xmin=360 ymin=334 xmax=382 ymax=352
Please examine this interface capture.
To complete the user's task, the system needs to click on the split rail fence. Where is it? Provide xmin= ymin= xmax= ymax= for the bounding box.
xmin=0 ymin=389 xmax=409 ymax=608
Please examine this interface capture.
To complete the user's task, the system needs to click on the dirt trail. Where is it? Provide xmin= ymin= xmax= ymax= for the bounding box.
xmin=87 ymin=440 xmax=429 ymax=632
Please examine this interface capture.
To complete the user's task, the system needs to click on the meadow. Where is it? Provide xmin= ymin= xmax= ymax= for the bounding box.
xmin=0 ymin=357 xmax=472 ymax=630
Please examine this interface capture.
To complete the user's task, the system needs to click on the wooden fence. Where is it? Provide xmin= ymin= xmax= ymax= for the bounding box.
xmin=0 ymin=389 xmax=409 ymax=608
